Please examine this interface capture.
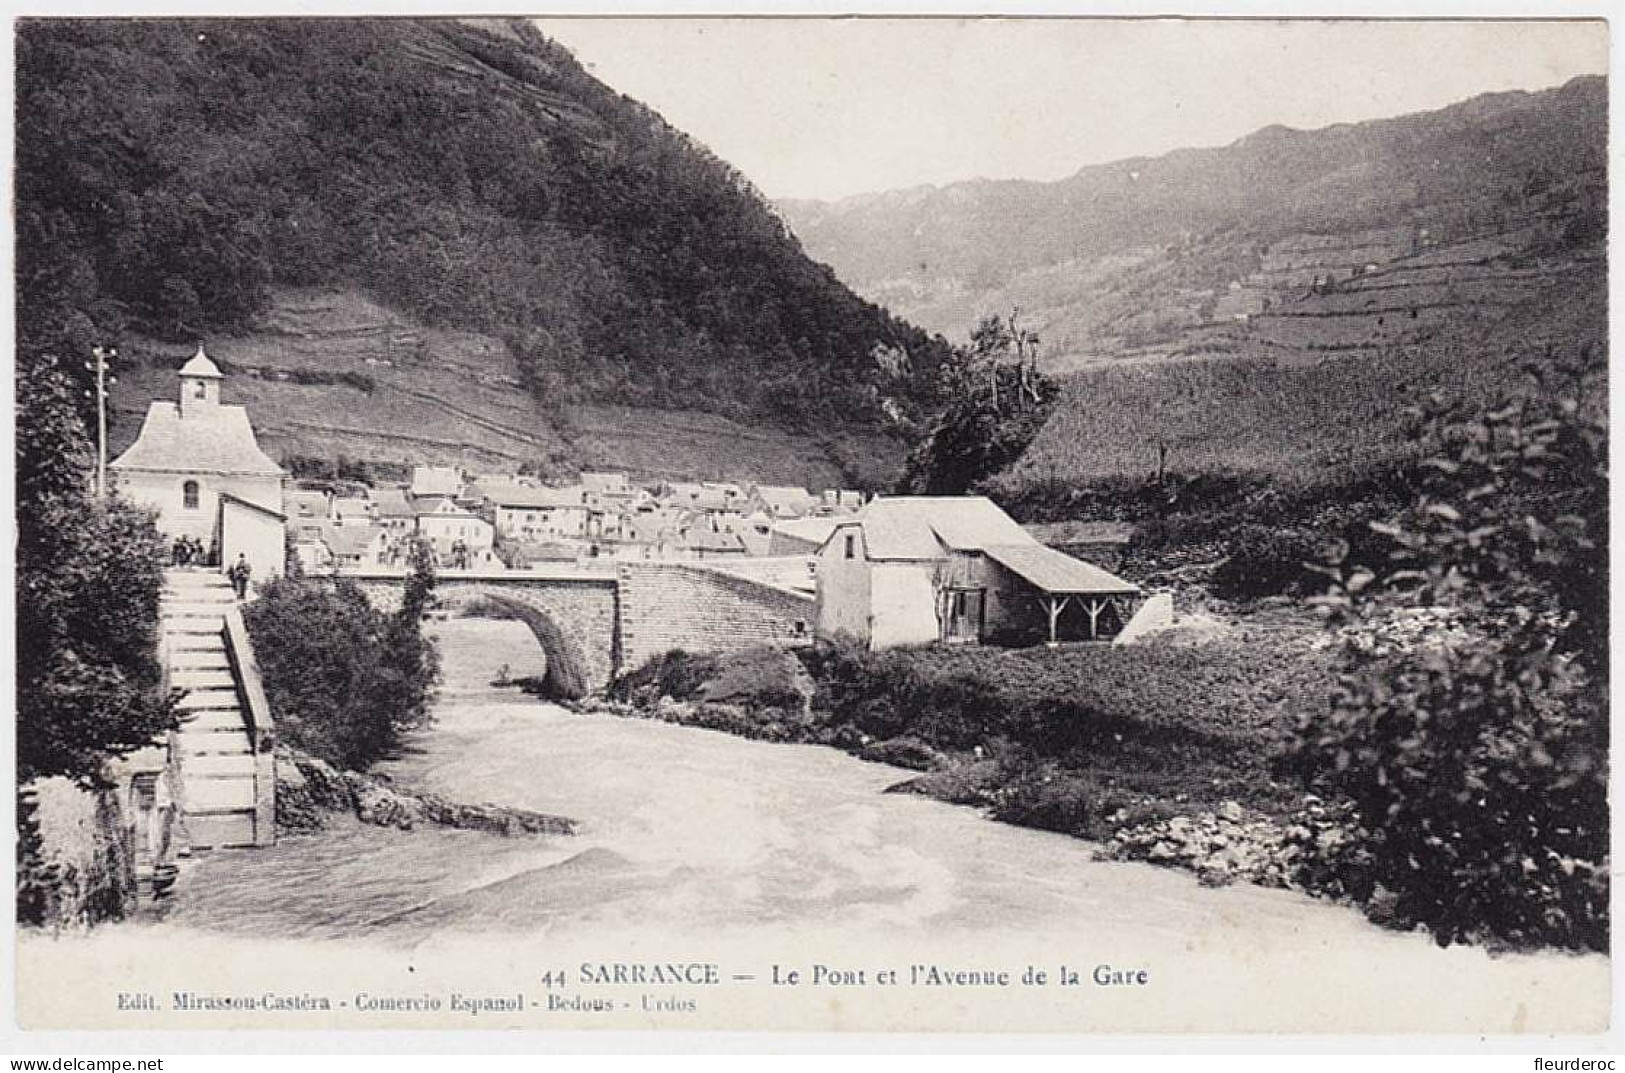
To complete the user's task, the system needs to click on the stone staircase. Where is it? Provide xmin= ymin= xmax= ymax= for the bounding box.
xmin=161 ymin=569 xmax=273 ymax=850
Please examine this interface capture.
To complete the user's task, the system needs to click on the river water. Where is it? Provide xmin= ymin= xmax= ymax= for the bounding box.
xmin=161 ymin=618 xmax=1358 ymax=943
xmin=21 ymin=618 xmax=1605 ymax=1033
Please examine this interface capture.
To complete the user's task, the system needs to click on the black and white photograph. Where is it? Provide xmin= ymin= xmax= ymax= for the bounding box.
xmin=9 ymin=12 xmax=1612 ymax=1039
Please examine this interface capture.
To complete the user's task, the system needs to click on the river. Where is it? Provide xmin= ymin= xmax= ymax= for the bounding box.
xmin=17 ymin=619 xmax=1608 ymax=1033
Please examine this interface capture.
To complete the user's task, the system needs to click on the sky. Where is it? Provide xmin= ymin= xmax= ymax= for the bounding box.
xmin=530 ymin=18 xmax=1608 ymax=203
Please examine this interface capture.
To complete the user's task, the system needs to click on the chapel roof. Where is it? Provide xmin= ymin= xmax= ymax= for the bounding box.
xmin=110 ymin=401 xmax=284 ymax=478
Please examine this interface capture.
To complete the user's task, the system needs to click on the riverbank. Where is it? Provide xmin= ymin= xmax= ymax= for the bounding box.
xmin=276 ymin=745 xmax=576 ymax=837
xmin=586 ymin=634 xmax=1375 ymax=905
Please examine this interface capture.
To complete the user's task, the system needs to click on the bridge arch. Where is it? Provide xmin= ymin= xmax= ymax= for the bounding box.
xmin=350 ymin=574 xmax=618 ymax=696
xmin=436 ymin=588 xmax=590 ymax=700
xmin=347 ymin=563 xmax=813 ymax=699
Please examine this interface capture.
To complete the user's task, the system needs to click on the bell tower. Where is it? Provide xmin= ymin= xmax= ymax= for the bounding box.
xmin=178 ymin=344 xmax=223 ymax=419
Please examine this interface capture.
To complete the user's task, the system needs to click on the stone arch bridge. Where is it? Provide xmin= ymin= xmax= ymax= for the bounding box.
xmin=348 ymin=562 xmax=814 ymax=698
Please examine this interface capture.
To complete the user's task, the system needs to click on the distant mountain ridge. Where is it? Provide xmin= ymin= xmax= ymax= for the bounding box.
xmin=779 ymin=76 xmax=1606 ymax=369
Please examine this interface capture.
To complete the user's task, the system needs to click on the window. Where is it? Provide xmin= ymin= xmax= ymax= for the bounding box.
xmin=844 ymin=533 xmax=857 ymax=559
xmin=182 ymin=480 xmax=200 ymax=510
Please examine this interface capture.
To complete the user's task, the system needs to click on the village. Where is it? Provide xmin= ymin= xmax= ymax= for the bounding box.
xmin=283 ymin=464 xmax=859 ymax=580
xmin=116 ymin=346 xmax=1153 ymax=651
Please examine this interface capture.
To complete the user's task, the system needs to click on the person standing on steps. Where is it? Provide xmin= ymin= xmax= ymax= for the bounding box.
xmin=229 ymin=553 xmax=252 ymax=600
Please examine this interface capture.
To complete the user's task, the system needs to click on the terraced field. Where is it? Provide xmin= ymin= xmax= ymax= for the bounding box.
xmin=1001 ymin=255 xmax=1605 ymax=491
xmin=108 ymin=288 xmax=874 ymax=486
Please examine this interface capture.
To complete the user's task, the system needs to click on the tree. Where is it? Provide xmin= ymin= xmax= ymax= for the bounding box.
xmin=377 ymin=538 xmax=442 ymax=731
xmin=1290 ymin=362 xmax=1608 ymax=950
xmin=899 ymin=313 xmax=1059 ymax=495
xmin=16 ymin=357 xmax=174 ymax=786
xmin=155 ymin=277 xmax=203 ymax=343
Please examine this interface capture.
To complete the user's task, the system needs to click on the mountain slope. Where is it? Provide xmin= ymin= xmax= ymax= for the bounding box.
xmin=780 ymin=76 xmax=1606 ymax=372
xmin=17 ymin=17 xmax=955 ymax=483
xmin=101 ymin=290 xmax=878 ymax=489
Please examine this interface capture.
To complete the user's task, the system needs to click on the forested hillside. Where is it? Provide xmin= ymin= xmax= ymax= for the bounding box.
xmin=17 ymin=18 xmax=954 ymax=448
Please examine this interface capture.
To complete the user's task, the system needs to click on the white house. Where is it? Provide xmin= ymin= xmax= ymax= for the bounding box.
xmin=413 ymin=496 xmax=494 ymax=564
xmin=321 ymin=523 xmax=390 ymax=569
xmin=474 ymin=481 xmax=590 ymax=542
xmin=371 ymin=486 xmax=416 ymax=535
xmin=814 ymin=496 xmax=1141 ymax=650
xmin=329 ymin=492 xmax=374 ymax=525
xmin=110 ymin=346 xmax=286 ymax=586
xmin=284 ymin=488 xmax=332 ymax=536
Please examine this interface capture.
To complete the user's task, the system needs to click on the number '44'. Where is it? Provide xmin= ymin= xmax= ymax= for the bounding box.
xmin=539 ymin=969 xmax=567 ymax=988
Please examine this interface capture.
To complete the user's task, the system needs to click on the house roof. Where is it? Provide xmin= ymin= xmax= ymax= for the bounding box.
xmin=417 ymin=502 xmax=490 ymax=524
xmin=682 ymin=528 xmax=746 ymax=552
xmin=662 ymin=482 xmax=704 ymax=501
xmin=179 ymin=346 xmax=224 ymax=380
xmin=322 ymin=524 xmax=385 ymax=558
xmin=371 ymin=487 xmax=414 ymax=518
xmin=753 ymin=485 xmax=816 ymax=514
xmin=110 ymin=401 xmax=285 ymax=477
xmin=581 ymin=471 xmax=629 ymax=492
xmin=410 ymin=465 xmax=462 ymax=497
xmin=284 ymin=490 xmax=330 ymax=519
xmin=691 ymin=488 xmax=739 ymax=512
xmin=472 ymin=479 xmax=584 ymax=509
xmin=219 ymin=491 xmax=286 ymax=522
xmin=772 ymin=515 xmax=845 ymax=548
xmin=845 ymin=496 xmax=1032 ymax=560
xmin=982 ymin=543 xmax=1139 ymax=596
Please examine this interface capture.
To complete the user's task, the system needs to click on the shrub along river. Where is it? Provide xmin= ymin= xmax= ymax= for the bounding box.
xmin=24 ymin=618 xmax=1602 ymax=1033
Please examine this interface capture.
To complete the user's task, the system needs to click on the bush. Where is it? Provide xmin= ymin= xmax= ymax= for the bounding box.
xmin=244 ymin=548 xmax=440 ymax=771
xmin=987 ymin=756 xmax=1101 ymax=836
xmin=1211 ymin=523 xmax=1327 ymax=600
xmin=607 ymin=649 xmax=721 ymax=707
xmin=694 ymin=646 xmax=809 ymax=714
xmin=1290 ymin=372 xmax=1608 ymax=950
xmin=796 ymin=640 xmax=1008 ymax=748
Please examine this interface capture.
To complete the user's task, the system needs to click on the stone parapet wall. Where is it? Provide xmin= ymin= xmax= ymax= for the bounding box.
xmin=350 ymin=563 xmax=812 ymax=690
xmin=617 ymin=562 xmax=814 ymax=672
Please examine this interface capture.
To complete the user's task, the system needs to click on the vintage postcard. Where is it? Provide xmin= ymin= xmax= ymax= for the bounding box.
xmin=10 ymin=13 xmax=1611 ymax=1038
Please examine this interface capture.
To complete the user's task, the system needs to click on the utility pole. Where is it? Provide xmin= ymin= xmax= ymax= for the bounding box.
xmin=85 ymin=345 xmax=116 ymax=498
